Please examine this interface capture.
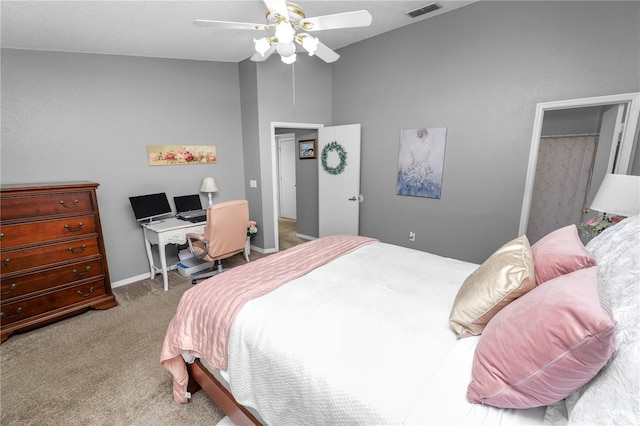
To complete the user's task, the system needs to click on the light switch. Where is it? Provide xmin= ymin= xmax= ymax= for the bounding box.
xmin=250 ymin=180 xmax=257 ymax=188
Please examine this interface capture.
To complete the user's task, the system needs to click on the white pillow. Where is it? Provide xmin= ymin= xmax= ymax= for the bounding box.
xmin=563 ymin=215 xmax=640 ymax=425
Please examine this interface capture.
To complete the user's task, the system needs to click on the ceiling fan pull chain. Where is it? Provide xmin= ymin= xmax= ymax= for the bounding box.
xmin=292 ymin=62 xmax=296 ymax=107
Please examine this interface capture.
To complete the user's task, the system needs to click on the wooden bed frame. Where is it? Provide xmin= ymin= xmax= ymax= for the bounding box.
xmin=187 ymin=358 xmax=261 ymax=425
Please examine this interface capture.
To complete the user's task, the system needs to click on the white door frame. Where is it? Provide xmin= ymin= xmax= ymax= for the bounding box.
xmin=519 ymin=92 xmax=640 ymax=235
xmin=271 ymin=121 xmax=324 ymax=252
xmin=277 ymin=134 xmax=297 ymax=219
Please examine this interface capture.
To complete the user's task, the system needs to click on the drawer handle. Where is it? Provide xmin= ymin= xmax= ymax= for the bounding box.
xmin=1 ymin=284 xmax=16 ymax=295
xmin=2 ymin=259 xmax=10 ymax=269
xmin=0 ymin=307 xmax=23 ymax=320
xmin=64 ymin=223 xmax=84 ymax=232
xmin=68 ymin=245 xmax=87 ymax=254
xmin=77 ymin=287 xmax=95 ymax=297
xmin=60 ymin=199 xmax=80 ymax=208
xmin=72 ymin=266 xmax=91 ymax=276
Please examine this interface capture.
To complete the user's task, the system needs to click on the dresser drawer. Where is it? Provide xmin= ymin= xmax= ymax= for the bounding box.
xmin=0 ymin=280 xmax=107 ymax=327
xmin=0 ymin=191 xmax=93 ymax=221
xmin=1 ymin=258 xmax=104 ymax=301
xmin=0 ymin=215 xmax=96 ymax=248
xmin=1 ymin=237 xmax=100 ymax=276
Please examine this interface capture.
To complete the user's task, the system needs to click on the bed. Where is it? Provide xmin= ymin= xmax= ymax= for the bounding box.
xmin=161 ymin=215 xmax=639 ymax=425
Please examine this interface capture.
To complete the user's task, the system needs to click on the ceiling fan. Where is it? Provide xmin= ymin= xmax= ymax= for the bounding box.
xmin=194 ymin=0 xmax=372 ymax=64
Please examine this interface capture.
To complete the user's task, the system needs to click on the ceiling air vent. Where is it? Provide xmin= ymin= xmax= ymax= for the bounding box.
xmin=406 ymin=3 xmax=443 ymax=18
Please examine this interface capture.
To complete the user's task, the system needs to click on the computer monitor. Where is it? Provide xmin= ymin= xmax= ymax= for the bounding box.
xmin=174 ymin=194 xmax=203 ymax=213
xmin=128 ymin=192 xmax=172 ymax=222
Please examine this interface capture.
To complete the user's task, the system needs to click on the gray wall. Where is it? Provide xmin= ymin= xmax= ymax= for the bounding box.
xmin=2 ymin=1 xmax=639 ymax=284
xmin=238 ymin=60 xmax=263 ymax=247
xmin=250 ymin=55 xmax=332 ymax=250
xmin=331 ymin=0 xmax=640 ymax=263
xmin=291 ymin=129 xmax=320 ymax=238
xmin=541 ymin=107 xmax=603 ymax=135
xmin=1 ymin=50 xmax=245 ymax=282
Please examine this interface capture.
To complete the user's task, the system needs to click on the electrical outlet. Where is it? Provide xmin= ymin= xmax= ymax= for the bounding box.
xmin=249 ymin=180 xmax=257 ymax=188
xmin=409 ymin=231 xmax=416 ymax=242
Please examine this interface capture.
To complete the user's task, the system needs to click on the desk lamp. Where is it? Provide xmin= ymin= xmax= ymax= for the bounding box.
xmin=200 ymin=177 xmax=218 ymax=207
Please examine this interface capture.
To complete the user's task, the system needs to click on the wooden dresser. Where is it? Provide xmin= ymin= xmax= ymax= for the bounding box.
xmin=0 ymin=181 xmax=117 ymax=342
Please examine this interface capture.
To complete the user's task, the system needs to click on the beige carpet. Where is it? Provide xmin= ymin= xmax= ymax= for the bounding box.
xmin=0 ymin=251 xmax=266 ymax=426
xmin=279 ymin=217 xmax=308 ymax=250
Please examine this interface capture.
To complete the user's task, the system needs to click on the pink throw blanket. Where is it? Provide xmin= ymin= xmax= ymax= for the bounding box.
xmin=160 ymin=235 xmax=377 ymax=403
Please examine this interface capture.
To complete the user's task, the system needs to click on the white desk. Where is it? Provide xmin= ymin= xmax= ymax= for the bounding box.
xmin=142 ymin=218 xmax=206 ymax=291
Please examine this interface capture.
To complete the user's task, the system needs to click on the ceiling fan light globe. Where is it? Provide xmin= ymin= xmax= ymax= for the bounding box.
xmin=301 ymin=35 xmax=319 ymax=54
xmin=275 ymin=22 xmax=295 ymax=44
xmin=276 ymin=42 xmax=296 ymax=57
xmin=254 ymin=37 xmax=271 ymax=56
xmin=281 ymin=53 xmax=297 ymax=64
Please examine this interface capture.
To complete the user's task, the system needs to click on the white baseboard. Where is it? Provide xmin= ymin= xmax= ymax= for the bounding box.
xmin=296 ymin=233 xmax=316 ymax=241
xmin=110 ymin=246 xmax=277 ymax=289
xmin=249 ymin=244 xmax=265 ymax=253
xmin=110 ymin=264 xmax=180 ymax=289
xmin=111 ymin=273 xmax=150 ymax=289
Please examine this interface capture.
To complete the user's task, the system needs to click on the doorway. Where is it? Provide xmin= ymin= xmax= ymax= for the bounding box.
xmin=519 ymin=92 xmax=640 ymax=239
xmin=277 ymin=134 xmax=297 ymax=220
xmin=276 ymin=132 xmax=307 ymax=251
xmin=271 ymin=122 xmax=324 ymax=252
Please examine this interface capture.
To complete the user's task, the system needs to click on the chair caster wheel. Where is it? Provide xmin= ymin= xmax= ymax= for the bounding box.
xmin=192 ymin=280 xmax=197 ymax=285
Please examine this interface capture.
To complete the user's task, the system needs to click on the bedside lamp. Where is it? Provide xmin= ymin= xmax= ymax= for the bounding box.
xmin=200 ymin=177 xmax=218 ymax=207
xmin=589 ymin=173 xmax=640 ymax=216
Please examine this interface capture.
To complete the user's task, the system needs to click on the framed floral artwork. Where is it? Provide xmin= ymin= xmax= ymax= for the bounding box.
xmin=147 ymin=145 xmax=217 ymax=166
xmin=396 ymin=127 xmax=447 ymax=198
xmin=299 ymin=139 xmax=317 ymax=159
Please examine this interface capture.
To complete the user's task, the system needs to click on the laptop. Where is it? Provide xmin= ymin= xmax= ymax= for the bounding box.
xmin=174 ymin=195 xmax=207 ymax=222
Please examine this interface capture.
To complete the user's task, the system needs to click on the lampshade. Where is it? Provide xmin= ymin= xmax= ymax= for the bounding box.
xmin=589 ymin=173 xmax=640 ymax=217
xmin=275 ymin=21 xmax=295 ymax=44
xmin=200 ymin=177 xmax=218 ymax=207
xmin=300 ymin=34 xmax=319 ymax=56
xmin=200 ymin=177 xmax=218 ymax=193
xmin=281 ymin=53 xmax=297 ymax=64
xmin=253 ymin=37 xmax=271 ymax=56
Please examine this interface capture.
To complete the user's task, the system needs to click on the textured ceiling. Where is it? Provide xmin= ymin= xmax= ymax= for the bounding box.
xmin=1 ymin=1 xmax=476 ymax=62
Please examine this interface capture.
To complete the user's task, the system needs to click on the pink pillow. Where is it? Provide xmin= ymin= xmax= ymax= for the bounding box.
xmin=531 ymin=224 xmax=595 ymax=285
xmin=467 ymin=266 xmax=615 ymax=409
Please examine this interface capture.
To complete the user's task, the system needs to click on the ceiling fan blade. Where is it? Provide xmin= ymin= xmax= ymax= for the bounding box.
xmin=313 ymin=40 xmax=340 ymax=63
xmin=300 ymin=10 xmax=372 ymax=32
xmin=193 ymin=19 xmax=267 ymax=31
xmin=262 ymin=0 xmax=289 ymax=20
xmin=250 ymin=44 xmax=276 ymax=62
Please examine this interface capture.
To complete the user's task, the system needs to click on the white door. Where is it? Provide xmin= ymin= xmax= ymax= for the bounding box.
xmin=278 ymin=136 xmax=297 ymax=219
xmin=318 ymin=124 xmax=361 ymax=237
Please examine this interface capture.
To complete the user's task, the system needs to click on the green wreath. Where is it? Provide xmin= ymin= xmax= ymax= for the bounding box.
xmin=321 ymin=141 xmax=348 ymax=175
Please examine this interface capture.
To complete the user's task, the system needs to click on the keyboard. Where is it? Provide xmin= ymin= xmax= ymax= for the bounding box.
xmin=177 ymin=209 xmax=207 ymax=222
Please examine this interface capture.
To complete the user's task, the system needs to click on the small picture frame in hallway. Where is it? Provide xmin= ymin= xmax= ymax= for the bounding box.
xmin=299 ymin=139 xmax=317 ymax=159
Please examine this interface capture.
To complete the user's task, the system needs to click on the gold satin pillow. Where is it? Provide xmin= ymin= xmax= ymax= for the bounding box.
xmin=449 ymin=235 xmax=535 ymax=339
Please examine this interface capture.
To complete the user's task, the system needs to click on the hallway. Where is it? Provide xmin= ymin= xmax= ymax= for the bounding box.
xmin=278 ymin=217 xmax=308 ymax=250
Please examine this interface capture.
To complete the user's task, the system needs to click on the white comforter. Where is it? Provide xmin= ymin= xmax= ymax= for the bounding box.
xmin=226 ymin=242 xmax=546 ymax=425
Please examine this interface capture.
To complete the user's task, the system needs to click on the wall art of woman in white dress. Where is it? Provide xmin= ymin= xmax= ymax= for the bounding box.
xmin=396 ymin=127 xmax=447 ymax=198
